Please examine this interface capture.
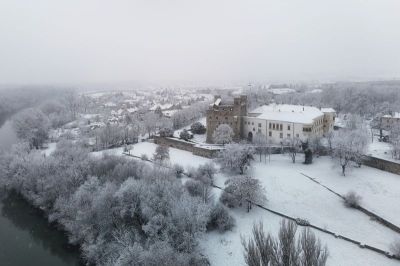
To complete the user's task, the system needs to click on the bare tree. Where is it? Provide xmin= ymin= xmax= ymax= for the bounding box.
xmin=332 ymin=128 xmax=368 ymax=176
xmin=284 ymin=137 xmax=302 ymax=163
xmin=242 ymin=220 xmax=329 ymax=266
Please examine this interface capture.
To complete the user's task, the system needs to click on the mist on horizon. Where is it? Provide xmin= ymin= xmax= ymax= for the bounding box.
xmin=1 ymin=0 xmax=399 ymax=86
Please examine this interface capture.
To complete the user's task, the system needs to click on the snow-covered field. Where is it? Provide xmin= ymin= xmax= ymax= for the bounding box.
xmin=205 ymin=155 xmax=400 ymax=266
xmin=367 ymin=135 xmax=397 ymax=162
xmin=93 ymin=141 xmax=210 ymax=170
xmin=93 ymin=142 xmax=400 ymax=266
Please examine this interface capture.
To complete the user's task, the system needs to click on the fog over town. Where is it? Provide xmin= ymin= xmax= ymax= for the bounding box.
xmin=1 ymin=1 xmax=400 ymax=266
xmin=1 ymin=0 xmax=400 ymax=86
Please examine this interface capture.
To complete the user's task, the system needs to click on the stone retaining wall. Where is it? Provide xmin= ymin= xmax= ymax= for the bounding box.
xmin=362 ymin=155 xmax=400 ymax=175
xmin=153 ymin=136 xmax=220 ymax=158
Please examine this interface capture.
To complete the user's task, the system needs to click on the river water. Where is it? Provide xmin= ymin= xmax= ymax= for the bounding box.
xmin=0 ymin=115 xmax=82 ymax=266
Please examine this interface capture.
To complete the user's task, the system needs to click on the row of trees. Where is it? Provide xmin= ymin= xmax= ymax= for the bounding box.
xmin=171 ymin=102 xmax=208 ymax=129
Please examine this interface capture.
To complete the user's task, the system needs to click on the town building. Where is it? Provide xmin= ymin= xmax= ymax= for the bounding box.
xmin=381 ymin=112 xmax=400 ymax=131
xmin=206 ymin=95 xmax=336 ymax=144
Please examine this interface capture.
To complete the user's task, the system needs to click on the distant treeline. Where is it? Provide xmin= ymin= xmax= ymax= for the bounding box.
xmin=0 ymin=87 xmax=73 ymax=121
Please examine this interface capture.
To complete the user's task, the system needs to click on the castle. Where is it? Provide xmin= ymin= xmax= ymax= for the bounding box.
xmin=206 ymin=95 xmax=336 ymax=144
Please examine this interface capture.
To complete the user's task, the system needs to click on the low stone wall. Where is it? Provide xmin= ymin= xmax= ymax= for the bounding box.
xmin=362 ymin=155 xmax=400 ymax=175
xmin=153 ymin=136 xmax=220 ymax=158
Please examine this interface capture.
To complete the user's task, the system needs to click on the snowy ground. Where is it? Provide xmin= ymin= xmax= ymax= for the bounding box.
xmin=92 ymin=141 xmax=210 ymax=170
xmin=92 ymin=143 xmax=400 ymax=265
xmin=205 ymin=155 xmax=400 ymax=266
xmin=367 ymin=135 xmax=398 ymax=162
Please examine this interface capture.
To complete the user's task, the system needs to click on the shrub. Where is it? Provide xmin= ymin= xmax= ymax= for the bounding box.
xmin=179 ymin=129 xmax=192 ymax=141
xmin=173 ymin=164 xmax=184 ymax=178
xmin=207 ymin=203 xmax=235 ymax=232
xmin=343 ymin=191 xmax=362 ymax=208
xmin=185 ymin=180 xmax=203 ymax=197
xmin=391 ymin=240 xmax=400 ymax=257
xmin=159 ymin=127 xmax=174 ymax=137
xmin=190 ymin=122 xmax=206 ymax=134
xmin=141 ymin=154 xmax=149 ymax=161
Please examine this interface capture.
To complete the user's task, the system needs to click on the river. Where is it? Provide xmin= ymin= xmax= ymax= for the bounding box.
xmin=0 ymin=115 xmax=82 ymax=266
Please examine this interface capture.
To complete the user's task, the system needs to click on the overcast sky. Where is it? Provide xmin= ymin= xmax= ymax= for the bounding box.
xmin=0 ymin=0 xmax=399 ymax=86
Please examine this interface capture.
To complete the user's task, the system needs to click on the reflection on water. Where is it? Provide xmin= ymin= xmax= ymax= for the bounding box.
xmin=0 ymin=115 xmax=82 ymax=266
xmin=0 ymin=193 xmax=82 ymax=266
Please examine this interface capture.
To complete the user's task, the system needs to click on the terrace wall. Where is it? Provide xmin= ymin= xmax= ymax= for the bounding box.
xmin=362 ymin=155 xmax=400 ymax=175
xmin=153 ymin=136 xmax=220 ymax=158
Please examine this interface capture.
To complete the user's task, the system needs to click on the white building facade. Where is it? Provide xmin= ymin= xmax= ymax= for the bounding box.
xmin=243 ymin=104 xmax=336 ymax=144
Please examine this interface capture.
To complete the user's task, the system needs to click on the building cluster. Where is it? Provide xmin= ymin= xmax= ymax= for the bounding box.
xmin=206 ymin=95 xmax=336 ymax=144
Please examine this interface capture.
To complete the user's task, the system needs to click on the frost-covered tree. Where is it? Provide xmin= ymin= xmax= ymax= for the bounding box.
xmin=13 ymin=108 xmax=50 ymax=149
xmin=213 ymin=124 xmax=234 ymax=145
xmin=332 ymin=128 xmax=368 ymax=176
xmin=186 ymin=163 xmax=216 ymax=203
xmin=242 ymin=220 xmax=329 ymax=266
xmin=153 ymin=145 xmax=170 ymax=163
xmin=220 ymin=176 xmax=266 ymax=212
xmin=217 ymin=143 xmax=254 ymax=174
xmin=142 ymin=112 xmax=159 ymax=137
xmin=159 ymin=127 xmax=174 ymax=137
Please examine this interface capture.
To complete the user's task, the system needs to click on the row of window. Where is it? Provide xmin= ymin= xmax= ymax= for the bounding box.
xmin=268 ymin=123 xmax=291 ymax=131
xmin=266 ymin=131 xmax=299 ymax=138
xmin=210 ymin=116 xmax=232 ymax=120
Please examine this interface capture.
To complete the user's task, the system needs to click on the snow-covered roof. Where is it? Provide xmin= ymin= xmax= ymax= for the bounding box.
xmin=149 ymin=103 xmax=174 ymax=111
xmin=249 ymin=104 xmax=325 ymax=124
xmin=321 ymin=108 xmax=336 ymax=113
xmin=382 ymin=112 xmax=400 ymax=119
xmin=270 ymin=88 xmax=296 ymax=95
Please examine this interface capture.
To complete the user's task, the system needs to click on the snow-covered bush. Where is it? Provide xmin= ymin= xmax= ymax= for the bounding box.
xmin=207 ymin=203 xmax=235 ymax=232
xmin=159 ymin=127 xmax=174 ymax=137
xmin=179 ymin=129 xmax=192 ymax=141
xmin=391 ymin=240 xmax=400 ymax=257
xmin=185 ymin=179 xmax=203 ymax=197
xmin=141 ymin=153 xmax=149 ymax=161
xmin=191 ymin=122 xmax=206 ymax=134
xmin=343 ymin=191 xmax=362 ymax=208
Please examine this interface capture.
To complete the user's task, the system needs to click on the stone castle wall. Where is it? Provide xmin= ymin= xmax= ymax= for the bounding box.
xmin=206 ymin=95 xmax=247 ymax=143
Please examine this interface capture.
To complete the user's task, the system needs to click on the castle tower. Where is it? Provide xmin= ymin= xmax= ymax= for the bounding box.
xmin=206 ymin=95 xmax=247 ymax=143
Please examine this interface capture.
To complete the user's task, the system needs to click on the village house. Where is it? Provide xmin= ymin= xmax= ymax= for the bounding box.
xmin=206 ymin=95 xmax=336 ymax=144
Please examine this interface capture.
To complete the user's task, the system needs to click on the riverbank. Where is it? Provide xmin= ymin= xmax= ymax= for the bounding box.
xmin=0 ymin=114 xmax=83 ymax=266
